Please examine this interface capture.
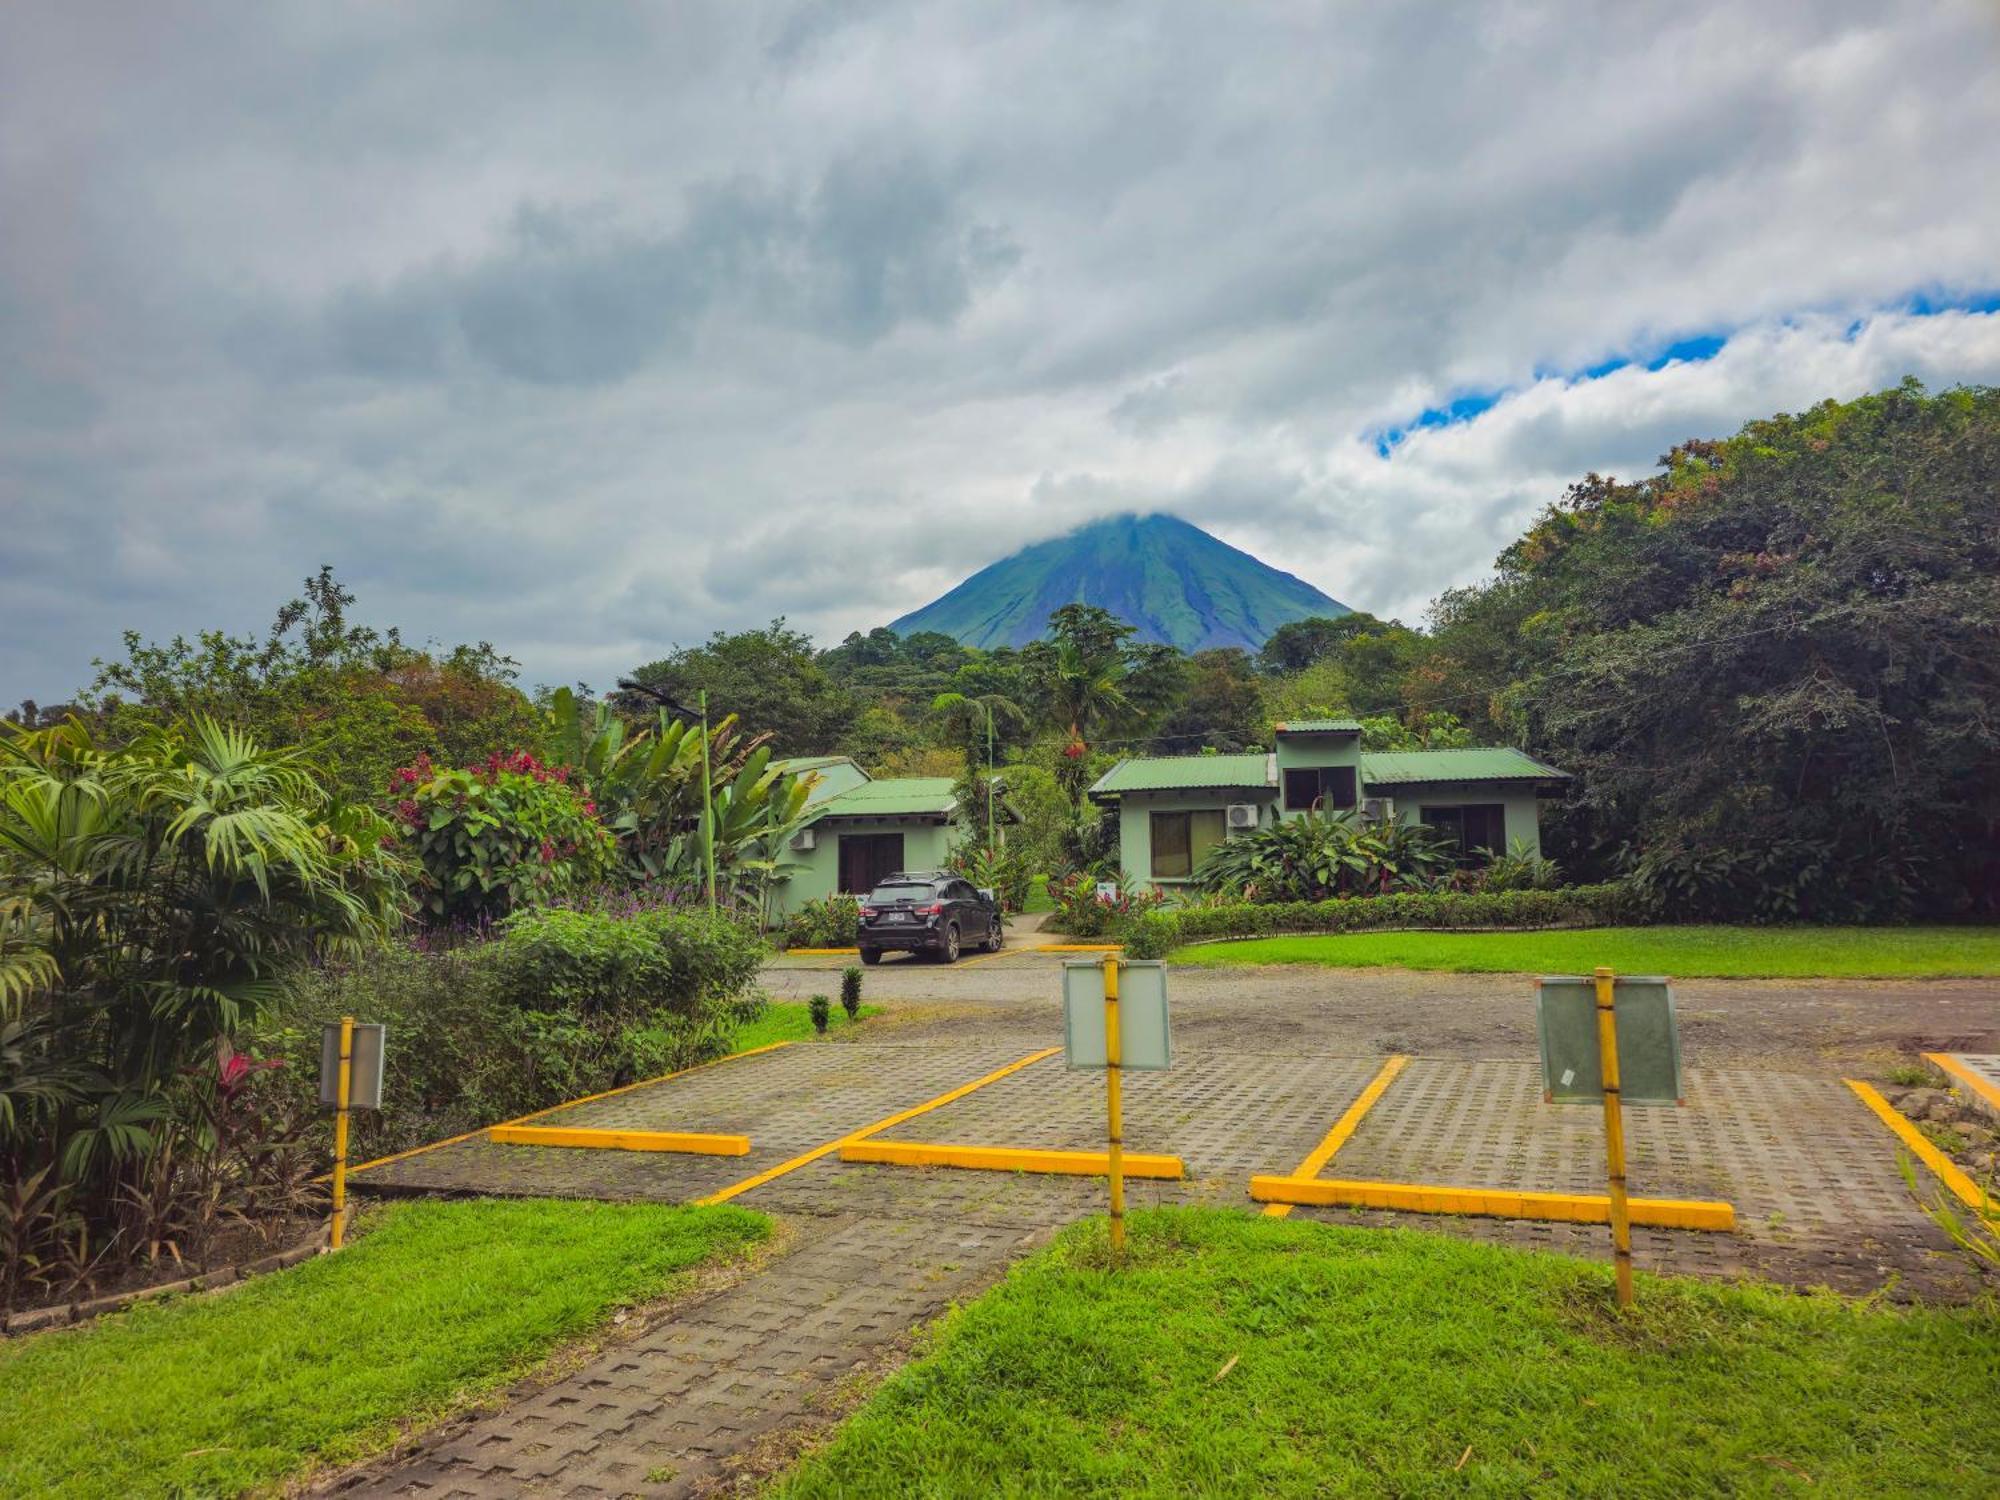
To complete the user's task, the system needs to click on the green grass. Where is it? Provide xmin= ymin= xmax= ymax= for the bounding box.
xmin=0 ymin=1198 xmax=768 ymax=1499
xmin=778 ymin=1208 xmax=1999 ymax=1497
xmin=1023 ymin=873 xmax=1055 ymax=914
xmin=730 ymin=999 xmax=880 ymax=1051
xmin=1175 ymin=924 xmax=2000 ymax=978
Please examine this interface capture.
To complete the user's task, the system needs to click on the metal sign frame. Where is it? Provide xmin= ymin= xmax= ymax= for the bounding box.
xmin=1535 ymin=975 xmax=1682 ymax=1105
xmin=1063 ymin=960 xmax=1171 ymax=1071
xmin=319 ymin=1022 xmax=387 ymax=1111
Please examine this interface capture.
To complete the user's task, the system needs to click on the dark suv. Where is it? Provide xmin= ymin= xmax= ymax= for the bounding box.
xmin=856 ymin=872 xmax=1002 ymax=965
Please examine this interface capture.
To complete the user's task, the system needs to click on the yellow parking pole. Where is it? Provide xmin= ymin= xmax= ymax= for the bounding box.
xmin=330 ymin=1014 xmax=353 ymax=1250
xmin=1594 ymin=968 xmax=1633 ymax=1306
xmin=1105 ymin=955 xmax=1126 ymax=1259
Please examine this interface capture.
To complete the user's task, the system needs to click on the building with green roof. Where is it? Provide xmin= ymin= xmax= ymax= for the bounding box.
xmin=767 ymin=758 xmax=1007 ymax=919
xmin=1088 ymin=723 xmax=1568 ymax=892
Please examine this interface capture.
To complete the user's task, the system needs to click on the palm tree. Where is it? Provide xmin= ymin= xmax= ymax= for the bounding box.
xmin=1041 ymin=642 xmax=1133 ymax=793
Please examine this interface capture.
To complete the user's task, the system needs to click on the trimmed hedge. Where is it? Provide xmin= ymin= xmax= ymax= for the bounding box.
xmin=1123 ymin=883 xmax=1639 ymax=957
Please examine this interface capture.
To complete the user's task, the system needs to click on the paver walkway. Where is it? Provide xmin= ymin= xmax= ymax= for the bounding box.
xmin=337 ymin=1033 xmax=1988 ymax=1497
xmin=334 ymin=1214 xmax=1036 ymax=1498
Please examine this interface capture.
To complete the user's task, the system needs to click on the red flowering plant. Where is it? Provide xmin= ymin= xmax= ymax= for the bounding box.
xmin=388 ymin=749 xmax=616 ymax=922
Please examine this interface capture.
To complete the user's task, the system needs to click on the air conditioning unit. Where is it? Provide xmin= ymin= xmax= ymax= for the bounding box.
xmin=1226 ymin=803 xmax=1260 ymax=830
xmin=1361 ymin=797 xmax=1395 ymax=826
xmin=789 ymin=827 xmax=817 ymax=852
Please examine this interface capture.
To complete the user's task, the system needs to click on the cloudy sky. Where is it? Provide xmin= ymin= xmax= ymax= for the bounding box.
xmin=4 ymin=2 xmax=1999 ymax=701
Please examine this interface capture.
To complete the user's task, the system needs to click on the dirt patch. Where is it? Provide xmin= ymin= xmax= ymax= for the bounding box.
xmin=766 ymin=957 xmax=2000 ymax=1076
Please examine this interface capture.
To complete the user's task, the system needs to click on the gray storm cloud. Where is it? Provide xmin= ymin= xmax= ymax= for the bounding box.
xmin=2 ymin=1 xmax=1998 ymax=699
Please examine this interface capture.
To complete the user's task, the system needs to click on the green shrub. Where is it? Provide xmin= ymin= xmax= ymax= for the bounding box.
xmin=1125 ymin=883 xmax=1638 ymax=954
xmin=784 ymin=894 xmax=861 ymax=948
xmin=1121 ymin=909 xmax=1181 ymax=960
xmin=1472 ymin=839 xmax=1564 ymax=892
xmin=489 ymin=906 xmax=766 ymax=1020
xmin=840 ymin=966 xmax=863 ymax=1019
xmin=1194 ymin=809 xmax=1457 ymax=901
xmin=1045 ymin=872 xmax=1165 ymax=937
xmin=389 ymin=751 xmax=616 ymax=922
xmin=809 ymin=995 xmax=831 ymax=1035
xmin=946 ymin=842 xmax=1032 ymax=913
xmin=269 ymin=908 xmax=767 ymax=1156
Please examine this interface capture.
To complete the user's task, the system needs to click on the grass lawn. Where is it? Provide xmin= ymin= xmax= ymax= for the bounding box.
xmin=0 ymin=1198 xmax=767 ymax=1499
xmin=779 ymin=1209 xmax=1999 ymax=1497
xmin=730 ymin=998 xmax=881 ymax=1051
xmin=1175 ymin=924 xmax=2000 ymax=978
xmin=1023 ymin=873 xmax=1055 ymax=913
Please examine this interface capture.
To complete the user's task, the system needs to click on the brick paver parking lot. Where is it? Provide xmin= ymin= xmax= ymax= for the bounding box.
xmin=336 ymin=1008 xmax=1988 ymax=1497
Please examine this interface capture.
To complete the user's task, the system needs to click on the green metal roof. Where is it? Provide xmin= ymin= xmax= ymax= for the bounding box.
xmin=809 ymin=776 xmax=960 ymax=819
xmin=773 ymin=755 xmax=850 ymax=773
xmin=1274 ymin=719 xmax=1362 ymax=734
xmin=1090 ymin=753 xmax=1273 ymax=796
xmin=1359 ymin=748 xmax=1569 ymax=786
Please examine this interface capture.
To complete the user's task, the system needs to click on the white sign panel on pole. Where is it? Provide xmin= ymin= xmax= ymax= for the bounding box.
xmin=318 ymin=1023 xmax=388 ymax=1110
xmin=1062 ymin=960 xmax=1171 ymax=1071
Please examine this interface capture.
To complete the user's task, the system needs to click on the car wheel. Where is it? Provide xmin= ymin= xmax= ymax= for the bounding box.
xmin=937 ymin=924 xmax=960 ymax=963
xmin=985 ymin=920 xmax=1003 ymax=953
xmin=859 ymin=947 xmax=882 ymax=966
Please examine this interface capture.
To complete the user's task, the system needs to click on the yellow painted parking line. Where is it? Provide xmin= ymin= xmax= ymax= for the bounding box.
xmin=490 ymin=1125 xmax=750 ymax=1156
xmin=697 ymin=1047 xmax=1062 ymax=1206
xmin=343 ymin=1041 xmax=794 ymax=1179
xmin=952 ymin=946 xmax=1019 ymax=969
xmin=1249 ymin=1175 xmax=1736 ymax=1231
xmin=1923 ymin=1052 xmax=2000 ymax=1117
xmin=786 ymin=947 xmax=860 ymax=956
xmin=1038 ymin=943 xmax=1123 ymax=952
xmin=840 ymin=1140 xmax=1185 ymax=1178
xmin=1264 ymin=1055 xmax=1409 ymax=1219
xmin=1845 ymin=1078 xmax=1995 ymax=1215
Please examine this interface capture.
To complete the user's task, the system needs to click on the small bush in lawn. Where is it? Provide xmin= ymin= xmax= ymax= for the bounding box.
xmin=840 ymin=966 xmax=863 ymax=1019
xmin=809 ymin=994 xmax=831 ymax=1034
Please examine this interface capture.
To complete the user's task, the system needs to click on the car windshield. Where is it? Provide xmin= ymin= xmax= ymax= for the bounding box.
xmin=866 ymin=882 xmax=936 ymax=904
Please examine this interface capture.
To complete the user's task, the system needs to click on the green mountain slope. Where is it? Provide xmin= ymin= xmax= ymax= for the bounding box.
xmin=889 ymin=513 xmax=1349 ymax=651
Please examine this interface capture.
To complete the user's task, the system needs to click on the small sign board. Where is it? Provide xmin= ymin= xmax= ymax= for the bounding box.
xmin=1063 ymin=960 xmax=1171 ymax=1071
xmin=1094 ymin=880 xmax=1121 ymax=903
xmin=319 ymin=1023 xmax=387 ymax=1111
xmin=1535 ymin=976 xmax=1682 ymax=1105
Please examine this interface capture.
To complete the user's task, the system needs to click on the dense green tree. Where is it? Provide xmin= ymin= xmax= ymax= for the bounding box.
xmin=76 ymin=569 xmax=538 ymax=801
xmin=1154 ymin=649 xmax=1265 ymax=752
xmin=1455 ymin=380 xmax=2000 ymax=918
xmin=621 ymin=620 xmax=858 ymax=756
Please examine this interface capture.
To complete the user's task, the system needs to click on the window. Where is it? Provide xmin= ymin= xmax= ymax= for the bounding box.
xmin=1420 ymin=804 xmax=1506 ymax=863
xmin=1325 ymin=765 xmax=1358 ymax=809
xmin=1282 ymin=764 xmax=1358 ymax=812
xmin=1282 ymin=768 xmax=1319 ymax=812
xmin=839 ymin=833 xmax=906 ymax=893
xmin=1151 ymin=808 xmax=1228 ymax=879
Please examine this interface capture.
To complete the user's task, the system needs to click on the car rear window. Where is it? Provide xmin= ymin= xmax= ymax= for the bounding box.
xmin=866 ymin=882 xmax=935 ymax=904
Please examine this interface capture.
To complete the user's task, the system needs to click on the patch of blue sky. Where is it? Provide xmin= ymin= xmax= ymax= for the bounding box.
xmin=1372 ymin=289 xmax=1998 ymax=456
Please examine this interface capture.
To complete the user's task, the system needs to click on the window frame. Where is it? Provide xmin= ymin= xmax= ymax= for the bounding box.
xmin=1149 ymin=807 xmax=1228 ymax=880
xmin=1282 ymin=764 xmax=1359 ymax=812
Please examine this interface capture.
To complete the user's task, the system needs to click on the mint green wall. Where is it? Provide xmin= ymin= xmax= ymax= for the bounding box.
xmin=1273 ymin=732 xmax=1359 ymax=777
xmin=770 ymin=818 xmax=962 ymax=919
xmin=1118 ymin=791 xmax=1274 ymax=891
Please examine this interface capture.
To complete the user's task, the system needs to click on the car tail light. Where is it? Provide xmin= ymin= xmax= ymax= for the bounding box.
xmin=917 ymin=902 xmax=943 ymax=915
xmin=859 ymin=906 xmax=878 ymax=918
